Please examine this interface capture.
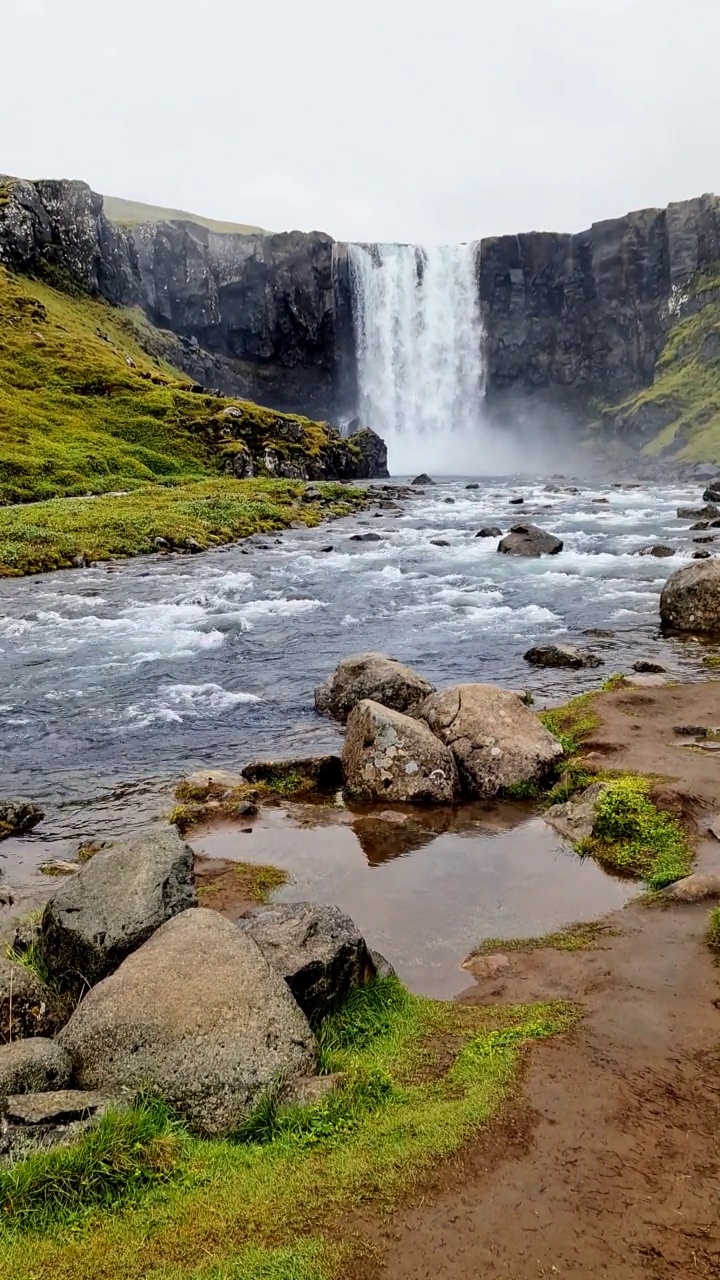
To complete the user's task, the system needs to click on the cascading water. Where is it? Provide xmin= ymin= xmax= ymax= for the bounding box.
xmin=346 ymin=242 xmax=486 ymax=474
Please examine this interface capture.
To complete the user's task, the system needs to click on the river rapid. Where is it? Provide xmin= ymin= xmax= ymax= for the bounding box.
xmin=0 ymin=474 xmax=713 ymax=837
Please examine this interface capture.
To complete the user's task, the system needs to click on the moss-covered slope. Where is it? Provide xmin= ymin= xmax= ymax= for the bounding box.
xmin=602 ymin=272 xmax=720 ymax=460
xmin=0 ymin=266 xmax=376 ymax=506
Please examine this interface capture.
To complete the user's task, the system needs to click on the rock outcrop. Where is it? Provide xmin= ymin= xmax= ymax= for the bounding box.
xmin=418 ymin=684 xmax=563 ymax=799
xmin=58 ymin=908 xmax=316 ymax=1135
xmin=243 ymin=902 xmax=375 ymax=1023
xmin=315 ymin=653 xmax=434 ymax=723
xmin=524 ymin=644 xmax=603 ymax=669
xmin=0 ymin=799 xmax=43 ymax=840
xmin=342 ymin=700 xmax=460 ymax=804
xmin=660 ymin=560 xmax=720 ymax=634
xmin=498 ymin=525 xmax=563 ymax=557
xmin=41 ymin=827 xmax=197 ymax=987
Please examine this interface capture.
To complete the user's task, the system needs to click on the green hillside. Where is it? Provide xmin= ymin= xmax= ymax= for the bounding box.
xmin=602 ymin=271 xmax=720 ymax=460
xmin=103 ymin=194 xmax=266 ymax=235
xmin=0 ymin=267 xmax=365 ymax=574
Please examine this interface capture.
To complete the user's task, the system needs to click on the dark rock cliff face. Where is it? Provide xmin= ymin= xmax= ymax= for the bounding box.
xmin=0 ymin=177 xmax=338 ymax=419
xmin=479 ymin=194 xmax=720 ymax=425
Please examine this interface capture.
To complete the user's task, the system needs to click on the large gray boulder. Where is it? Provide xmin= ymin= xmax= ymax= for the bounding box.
xmin=41 ymin=827 xmax=197 ymax=988
xmin=660 ymin=560 xmax=720 ymax=634
xmin=418 ymin=684 xmax=563 ymax=798
xmin=314 ymin=653 xmax=434 ymax=723
xmin=58 ymin=908 xmax=316 ymax=1135
xmin=243 ymin=902 xmax=375 ymax=1024
xmin=342 ymin=700 xmax=460 ymax=804
xmin=0 ymin=957 xmax=60 ymax=1041
xmin=497 ymin=524 xmax=563 ymax=557
xmin=0 ymin=1038 xmax=72 ymax=1095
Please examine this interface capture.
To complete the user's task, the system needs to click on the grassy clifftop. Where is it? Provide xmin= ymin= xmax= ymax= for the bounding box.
xmin=102 ymin=194 xmax=265 ymax=235
xmin=602 ymin=272 xmax=720 ymax=460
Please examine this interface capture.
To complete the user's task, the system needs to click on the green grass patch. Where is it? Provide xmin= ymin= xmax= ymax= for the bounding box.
xmin=467 ymin=920 xmax=614 ymax=958
xmin=707 ymin=906 xmax=720 ymax=952
xmin=197 ymin=862 xmax=289 ymax=906
xmin=0 ymin=477 xmax=366 ymax=576
xmin=577 ymin=775 xmax=692 ymax=889
xmin=0 ymin=978 xmax=578 ymax=1280
xmin=540 ymin=692 xmax=601 ymax=757
xmin=0 ymin=1097 xmax=183 ymax=1233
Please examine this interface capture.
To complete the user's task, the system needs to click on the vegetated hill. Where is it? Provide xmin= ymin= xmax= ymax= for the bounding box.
xmin=0 ymin=265 xmax=380 ymax=506
xmin=601 ymin=267 xmax=720 ymax=461
xmin=103 ymin=194 xmax=266 ymax=236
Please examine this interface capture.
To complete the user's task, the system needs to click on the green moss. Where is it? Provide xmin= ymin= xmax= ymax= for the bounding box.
xmin=0 ymin=267 xmax=368 ymax=532
xmin=197 ymin=862 xmax=289 ymax=905
xmin=0 ymin=978 xmax=579 ymax=1280
xmin=601 ymin=270 xmax=720 ymax=460
xmin=467 ymin=920 xmax=614 ymax=958
xmin=578 ymin=775 xmax=692 ymax=890
xmin=0 ymin=478 xmax=366 ymax=577
xmin=702 ymin=655 xmax=720 ymax=668
xmin=540 ymin=692 xmax=601 ymax=756
xmin=708 ymin=906 xmax=720 ymax=952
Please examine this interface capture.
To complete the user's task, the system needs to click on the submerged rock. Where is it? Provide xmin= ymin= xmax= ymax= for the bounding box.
xmin=524 ymin=644 xmax=603 ymax=669
xmin=637 ymin=544 xmax=675 ymax=558
xmin=349 ymin=531 xmax=383 ymax=542
xmin=544 ymin=782 xmax=608 ymax=844
xmin=41 ymin=827 xmax=197 ymax=988
xmin=314 ymin=652 xmax=434 ymax=723
xmin=342 ymin=700 xmax=460 ymax=804
xmin=632 ymin=659 xmax=668 ymax=674
xmin=0 ymin=799 xmax=43 ymax=841
xmin=243 ymin=902 xmax=375 ymax=1023
xmin=497 ymin=524 xmax=563 ymax=557
xmin=418 ymin=684 xmax=563 ymax=799
xmin=677 ymin=505 xmax=719 ymax=519
xmin=241 ymin=755 xmax=343 ymax=792
xmin=58 ymin=908 xmax=316 ymax=1135
xmin=660 ymin=560 xmax=720 ymax=634
xmin=411 ymin=473 xmax=434 ymax=485
xmin=0 ymin=1038 xmax=72 ymax=1096
xmin=476 ymin=525 xmax=503 ymax=538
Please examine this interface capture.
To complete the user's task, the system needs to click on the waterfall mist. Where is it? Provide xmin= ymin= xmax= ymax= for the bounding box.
xmin=347 ymin=242 xmax=492 ymax=474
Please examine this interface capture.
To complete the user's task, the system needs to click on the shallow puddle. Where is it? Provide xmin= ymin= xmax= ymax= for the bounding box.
xmin=193 ymin=803 xmax=637 ymax=997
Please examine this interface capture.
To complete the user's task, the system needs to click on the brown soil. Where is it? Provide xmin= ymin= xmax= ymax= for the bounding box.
xmin=350 ymin=681 xmax=720 ymax=1279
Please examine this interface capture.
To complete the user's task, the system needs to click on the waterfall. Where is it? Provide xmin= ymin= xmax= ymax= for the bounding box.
xmin=346 ymin=242 xmax=486 ymax=474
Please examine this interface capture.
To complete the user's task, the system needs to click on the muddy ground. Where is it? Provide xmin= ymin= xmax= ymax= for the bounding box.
xmin=347 ymin=681 xmax=720 ymax=1279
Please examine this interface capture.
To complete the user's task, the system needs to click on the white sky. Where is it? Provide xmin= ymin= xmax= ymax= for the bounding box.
xmin=3 ymin=0 xmax=719 ymax=243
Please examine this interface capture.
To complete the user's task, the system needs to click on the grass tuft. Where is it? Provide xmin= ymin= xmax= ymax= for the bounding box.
xmin=467 ymin=920 xmax=615 ymax=958
xmin=708 ymin=906 xmax=720 ymax=952
xmin=578 ymin=775 xmax=692 ymax=889
xmin=0 ymin=1097 xmax=183 ymax=1232
xmin=540 ymin=692 xmax=601 ymax=757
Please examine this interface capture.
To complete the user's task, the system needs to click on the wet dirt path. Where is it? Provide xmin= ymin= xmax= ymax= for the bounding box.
xmin=349 ymin=682 xmax=720 ymax=1279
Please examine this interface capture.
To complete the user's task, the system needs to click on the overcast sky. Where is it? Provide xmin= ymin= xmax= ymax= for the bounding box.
xmin=4 ymin=0 xmax=719 ymax=244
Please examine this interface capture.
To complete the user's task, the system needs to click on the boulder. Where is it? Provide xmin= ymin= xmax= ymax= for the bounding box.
xmin=3 ymin=1088 xmax=116 ymax=1126
xmin=0 ymin=957 xmax=59 ymax=1041
xmin=466 ymin=483 xmax=480 ymax=490
xmin=524 ymin=644 xmax=603 ymax=669
xmin=660 ymin=560 xmax=720 ymax=635
xmin=0 ymin=799 xmax=43 ymax=840
xmin=242 ymin=755 xmax=343 ymax=792
xmin=703 ymin=483 xmax=720 ymax=503
xmin=508 ymin=496 xmax=524 ymax=504
xmin=314 ymin=652 xmax=434 ymax=723
xmin=544 ymin=782 xmax=608 ymax=844
xmin=349 ymin=531 xmax=382 ymax=542
xmin=417 ymin=684 xmax=563 ymax=799
xmin=632 ymin=659 xmax=668 ymax=674
xmin=243 ymin=902 xmax=375 ymax=1023
xmin=370 ymin=950 xmax=396 ymax=979
xmin=58 ymin=909 xmax=316 ymax=1135
xmin=693 ymin=550 xmax=712 ymax=559
xmin=411 ymin=473 xmax=434 ymax=485
xmin=677 ymin=505 xmax=719 ymax=519
xmin=497 ymin=524 xmax=563 ymax=557
xmin=430 ymin=538 xmax=451 ymax=547
xmin=637 ymin=544 xmax=675 ymax=558
xmin=41 ymin=827 xmax=197 ymax=988
xmin=476 ymin=526 xmax=503 ymax=538
xmin=342 ymin=700 xmax=460 ymax=804
xmin=0 ymin=1038 xmax=72 ymax=1095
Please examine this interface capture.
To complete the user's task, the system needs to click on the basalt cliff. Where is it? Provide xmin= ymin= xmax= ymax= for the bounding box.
xmin=2 ymin=175 xmax=720 ymax=458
